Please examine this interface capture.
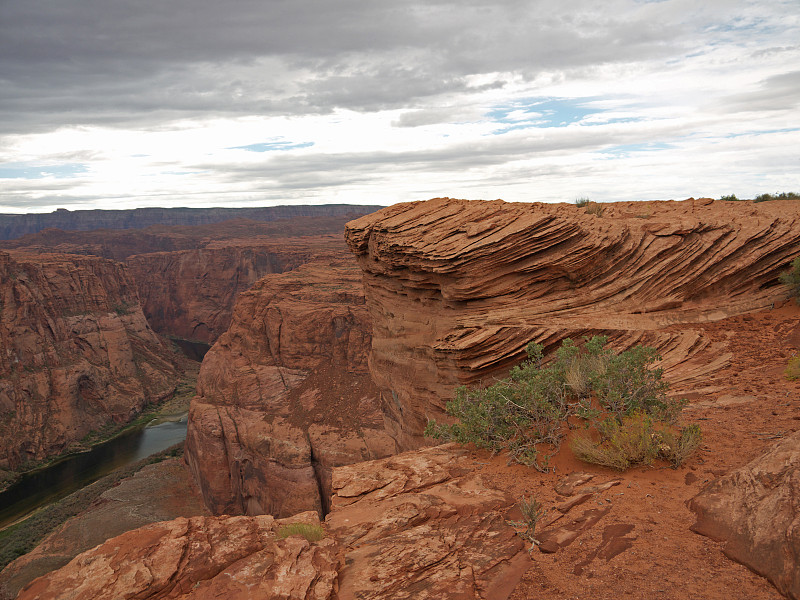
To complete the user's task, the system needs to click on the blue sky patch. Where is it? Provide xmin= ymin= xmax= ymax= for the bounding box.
xmin=601 ymin=142 xmax=675 ymax=157
xmin=229 ymin=141 xmax=314 ymax=152
xmin=486 ymin=97 xmax=604 ymax=133
xmin=0 ymin=163 xmax=89 ymax=179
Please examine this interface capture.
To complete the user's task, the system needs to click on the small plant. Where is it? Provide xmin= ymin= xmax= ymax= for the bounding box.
xmin=720 ymin=194 xmax=739 ymax=202
xmin=275 ymin=522 xmax=324 ymax=542
xmin=585 ymin=202 xmax=605 ymax=216
xmin=570 ymin=414 xmax=701 ymax=471
xmin=754 ymin=192 xmax=800 ymax=203
xmin=575 ymin=197 xmax=590 ymax=208
xmin=780 ymin=256 xmax=800 ymax=304
xmin=506 ymin=495 xmax=547 ymax=552
xmin=786 ymin=354 xmax=800 ymax=381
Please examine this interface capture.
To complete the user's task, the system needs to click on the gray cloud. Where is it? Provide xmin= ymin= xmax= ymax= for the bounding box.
xmin=0 ymin=0 xmax=696 ymax=133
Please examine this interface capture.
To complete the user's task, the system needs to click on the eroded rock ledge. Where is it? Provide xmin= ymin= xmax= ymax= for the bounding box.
xmin=345 ymin=197 xmax=800 ymax=448
xmin=17 ymin=445 xmax=528 ymax=600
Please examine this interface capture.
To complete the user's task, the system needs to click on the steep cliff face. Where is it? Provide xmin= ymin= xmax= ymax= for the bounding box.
xmin=345 ymin=197 xmax=800 ymax=449
xmin=0 ymin=251 xmax=179 ymax=470
xmin=126 ymin=242 xmax=322 ymax=343
xmin=184 ymin=252 xmax=396 ymax=518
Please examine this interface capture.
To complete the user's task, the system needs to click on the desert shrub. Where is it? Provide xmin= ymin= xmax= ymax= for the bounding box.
xmin=786 ymin=355 xmax=800 ymax=381
xmin=585 ymin=202 xmax=605 ymax=216
xmin=780 ymin=256 xmax=800 ymax=304
xmin=754 ymin=192 xmax=800 ymax=202
xmin=720 ymin=194 xmax=739 ymax=202
xmin=575 ymin=197 xmax=590 ymax=208
xmin=275 ymin=522 xmax=324 ymax=542
xmin=426 ymin=336 xmax=693 ymax=472
xmin=506 ymin=495 xmax=547 ymax=551
xmin=570 ymin=414 xmax=702 ymax=471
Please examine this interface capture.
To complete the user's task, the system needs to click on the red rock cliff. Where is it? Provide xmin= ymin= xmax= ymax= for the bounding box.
xmin=0 ymin=251 xmax=179 ymax=469
xmin=184 ymin=249 xmax=396 ymax=518
xmin=125 ymin=241 xmax=320 ymax=343
xmin=345 ymin=197 xmax=800 ymax=449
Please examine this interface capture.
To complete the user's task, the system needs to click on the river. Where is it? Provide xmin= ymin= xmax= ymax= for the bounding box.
xmin=0 ymin=414 xmax=188 ymax=530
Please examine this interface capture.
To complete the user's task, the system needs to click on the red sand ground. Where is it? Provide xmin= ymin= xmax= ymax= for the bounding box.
xmin=483 ymin=301 xmax=800 ymax=599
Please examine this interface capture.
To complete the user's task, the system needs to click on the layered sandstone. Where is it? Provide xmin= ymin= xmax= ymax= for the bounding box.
xmin=345 ymin=197 xmax=800 ymax=448
xmin=184 ymin=251 xmax=396 ymax=518
xmin=0 ymin=251 xmax=178 ymax=469
xmin=126 ymin=241 xmax=322 ymax=342
xmin=689 ymin=430 xmax=800 ymax=600
xmin=2 ymin=215 xmax=378 ymax=343
xmin=17 ymin=445 xmax=528 ymax=600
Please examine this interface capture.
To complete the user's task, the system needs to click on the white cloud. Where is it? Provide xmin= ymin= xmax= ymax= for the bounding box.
xmin=0 ymin=0 xmax=798 ymax=212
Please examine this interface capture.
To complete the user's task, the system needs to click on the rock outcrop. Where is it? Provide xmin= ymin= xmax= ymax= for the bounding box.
xmin=184 ymin=251 xmax=396 ymax=518
xmin=17 ymin=445 xmax=528 ymax=600
xmin=689 ymin=430 xmax=800 ymax=600
xmin=16 ymin=511 xmax=338 ymax=600
xmin=327 ymin=444 xmax=529 ymax=599
xmin=345 ymin=197 xmax=800 ymax=448
xmin=0 ymin=251 xmax=178 ymax=469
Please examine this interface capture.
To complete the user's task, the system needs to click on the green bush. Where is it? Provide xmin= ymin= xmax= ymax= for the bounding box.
xmin=275 ymin=522 xmax=324 ymax=542
xmin=753 ymin=192 xmax=800 ymax=202
xmin=720 ymin=194 xmax=739 ymax=202
xmin=425 ymin=336 xmax=694 ymax=472
xmin=780 ymin=256 xmax=800 ymax=304
xmin=574 ymin=197 xmax=590 ymax=208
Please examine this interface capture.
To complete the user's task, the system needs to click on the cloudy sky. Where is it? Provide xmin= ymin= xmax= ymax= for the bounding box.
xmin=0 ymin=0 xmax=798 ymax=213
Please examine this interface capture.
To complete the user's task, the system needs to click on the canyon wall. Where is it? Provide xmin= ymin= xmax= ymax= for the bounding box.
xmin=184 ymin=249 xmax=395 ymax=518
xmin=0 ymin=251 xmax=179 ymax=470
xmin=345 ymin=197 xmax=800 ymax=449
xmin=125 ymin=242 xmax=320 ymax=343
xmin=2 ymin=216 xmax=377 ymax=343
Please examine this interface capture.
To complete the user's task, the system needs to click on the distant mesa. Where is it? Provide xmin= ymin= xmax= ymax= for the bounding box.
xmin=0 ymin=204 xmax=384 ymax=240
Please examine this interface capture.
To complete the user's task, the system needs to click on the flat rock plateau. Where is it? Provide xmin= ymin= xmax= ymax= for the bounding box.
xmin=2 ymin=198 xmax=800 ymax=600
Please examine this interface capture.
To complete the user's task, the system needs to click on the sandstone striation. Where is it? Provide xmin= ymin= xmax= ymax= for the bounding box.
xmin=689 ymin=430 xmax=800 ymax=600
xmin=0 ymin=250 xmax=178 ymax=469
xmin=184 ymin=251 xmax=396 ymax=518
xmin=125 ymin=241 xmax=321 ymax=342
xmin=345 ymin=197 xmax=800 ymax=448
xmin=17 ymin=445 xmax=528 ymax=600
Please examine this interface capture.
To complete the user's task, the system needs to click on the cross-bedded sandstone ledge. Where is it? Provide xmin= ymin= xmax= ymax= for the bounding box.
xmin=345 ymin=197 xmax=800 ymax=449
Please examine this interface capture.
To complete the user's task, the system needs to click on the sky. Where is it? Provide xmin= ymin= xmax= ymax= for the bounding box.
xmin=0 ymin=0 xmax=798 ymax=213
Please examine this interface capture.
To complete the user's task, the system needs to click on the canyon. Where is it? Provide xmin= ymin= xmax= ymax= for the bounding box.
xmin=0 ymin=250 xmax=179 ymax=471
xmin=1 ymin=198 xmax=799 ymax=599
